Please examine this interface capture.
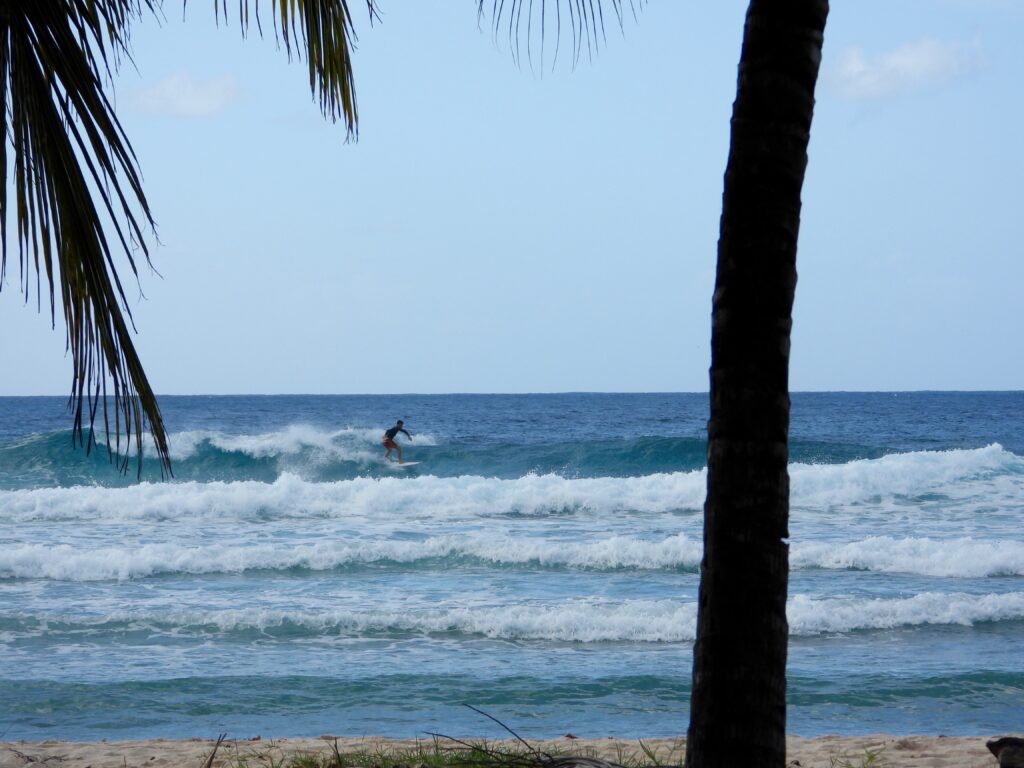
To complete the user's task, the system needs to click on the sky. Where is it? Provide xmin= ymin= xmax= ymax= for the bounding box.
xmin=2 ymin=0 xmax=1022 ymax=395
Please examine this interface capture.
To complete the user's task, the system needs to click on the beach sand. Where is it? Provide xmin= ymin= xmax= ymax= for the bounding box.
xmin=0 ymin=735 xmax=1007 ymax=768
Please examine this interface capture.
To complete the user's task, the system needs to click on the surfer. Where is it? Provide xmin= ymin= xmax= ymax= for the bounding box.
xmin=382 ymin=419 xmax=412 ymax=463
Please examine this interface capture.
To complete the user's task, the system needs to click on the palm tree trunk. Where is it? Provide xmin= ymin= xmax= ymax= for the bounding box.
xmin=684 ymin=3 xmax=828 ymax=768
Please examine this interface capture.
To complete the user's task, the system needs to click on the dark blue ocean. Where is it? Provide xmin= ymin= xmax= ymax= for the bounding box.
xmin=1 ymin=392 xmax=1022 ymax=741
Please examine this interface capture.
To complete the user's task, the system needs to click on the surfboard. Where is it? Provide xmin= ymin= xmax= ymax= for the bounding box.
xmin=396 ymin=461 xmax=421 ymax=467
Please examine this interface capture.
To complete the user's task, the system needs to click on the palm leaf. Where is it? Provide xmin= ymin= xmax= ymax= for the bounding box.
xmin=1 ymin=0 xmax=167 ymax=476
xmin=477 ymin=0 xmax=644 ymax=73
xmin=221 ymin=0 xmax=378 ymax=138
xmin=0 ymin=0 xmax=371 ymax=477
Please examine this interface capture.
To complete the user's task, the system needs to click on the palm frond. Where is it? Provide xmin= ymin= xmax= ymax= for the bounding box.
xmin=0 ymin=0 xmax=170 ymax=477
xmin=1 ymin=0 xmax=375 ymax=478
xmin=477 ymin=0 xmax=645 ymax=74
xmin=223 ymin=0 xmax=379 ymax=139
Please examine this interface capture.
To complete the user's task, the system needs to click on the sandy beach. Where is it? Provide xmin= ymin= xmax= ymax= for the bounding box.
xmin=0 ymin=735 xmax=1009 ymax=768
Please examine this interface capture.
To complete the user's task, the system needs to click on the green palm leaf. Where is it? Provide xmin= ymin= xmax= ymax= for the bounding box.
xmin=477 ymin=0 xmax=644 ymax=72
xmin=0 ymin=0 xmax=369 ymax=476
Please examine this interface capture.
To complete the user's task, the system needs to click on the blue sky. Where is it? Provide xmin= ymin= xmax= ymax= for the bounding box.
xmin=2 ymin=0 xmax=1021 ymax=394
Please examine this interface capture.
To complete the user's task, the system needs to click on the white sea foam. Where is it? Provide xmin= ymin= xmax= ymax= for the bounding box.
xmin=3 ymin=532 xmax=1022 ymax=581
xmin=1 ymin=444 xmax=1020 ymax=527
xmin=0 ymin=534 xmax=704 ymax=581
xmin=5 ymin=599 xmax=697 ymax=643
xmin=0 ymin=470 xmax=709 ymax=523
xmin=4 ymin=442 xmax=1019 ymax=528
xmin=165 ymin=426 xmax=437 ymax=462
xmin=791 ymin=536 xmax=1024 ymax=578
xmin=2 ymin=446 xmax=1021 ymax=590
xmin=787 ymin=591 xmax=1024 ymax=634
xmin=790 ymin=443 xmax=1022 ymax=508
xmin=167 ymin=426 xmax=376 ymax=464
xmin=10 ymin=591 xmax=1024 ymax=642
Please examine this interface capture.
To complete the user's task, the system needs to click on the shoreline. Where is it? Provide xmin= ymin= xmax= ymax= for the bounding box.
xmin=0 ymin=735 xmax=1005 ymax=768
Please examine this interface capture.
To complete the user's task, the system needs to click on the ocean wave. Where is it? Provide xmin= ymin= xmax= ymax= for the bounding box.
xmin=791 ymin=535 xmax=1024 ymax=578
xmin=6 ymin=591 xmax=1024 ymax=642
xmin=3 ymin=422 xmax=1020 ymax=493
xmin=2 ymin=428 xmax=711 ymax=485
xmin=787 ymin=591 xmax=1024 ymax=634
xmin=4 ymin=533 xmax=1023 ymax=581
xmin=169 ymin=426 xmax=376 ymax=463
xmin=168 ymin=425 xmax=440 ymax=461
xmin=0 ymin=534 xmax=704 ymax=581
xmin=2 ymin=599 xmax=695 ymax=643
xmin=790 ymin=443 xmax=1023 ymax=507
xmin=2 ymin=443 xmax=1021 ymax=522
xmin=0 ymin=471 xmax=709 ymax=524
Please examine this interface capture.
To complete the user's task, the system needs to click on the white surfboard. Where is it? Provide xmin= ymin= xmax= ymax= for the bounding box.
xmin=393 ymin=461 xmax=420 ymax=467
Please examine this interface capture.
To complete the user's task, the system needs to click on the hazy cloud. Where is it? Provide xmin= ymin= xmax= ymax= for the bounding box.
xmin=129 ymin=73 xmax=241 ymax=117
xmin=830 ymin=38 xmax=982 ymax=100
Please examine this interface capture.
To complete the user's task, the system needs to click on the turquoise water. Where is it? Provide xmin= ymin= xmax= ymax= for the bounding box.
xmin=1 ymin=392 xmax=1022 ymax=740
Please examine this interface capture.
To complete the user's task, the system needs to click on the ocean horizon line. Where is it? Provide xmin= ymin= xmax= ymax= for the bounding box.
xmin=2 ymin=388 xmax=1023 ymax=398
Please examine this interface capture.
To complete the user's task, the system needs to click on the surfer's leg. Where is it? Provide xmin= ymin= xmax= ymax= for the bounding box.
xmin=396 ymin=444 xmax=404 ymax=464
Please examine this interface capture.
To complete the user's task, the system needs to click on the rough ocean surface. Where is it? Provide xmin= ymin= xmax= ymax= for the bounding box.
xmin=1 ymin=392 xmax=1022 ymax=740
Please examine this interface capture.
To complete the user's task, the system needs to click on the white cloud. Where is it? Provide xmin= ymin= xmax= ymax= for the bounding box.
xmin=129 ymin=73 xmax=242 ymax=118
xmin=829 ymin=38 xmax=982 ymax=100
